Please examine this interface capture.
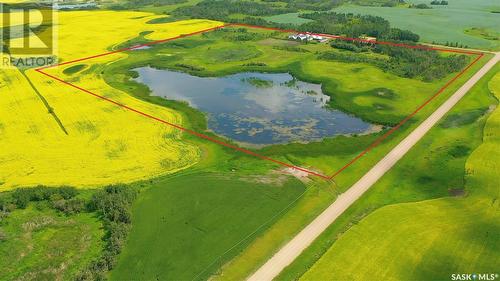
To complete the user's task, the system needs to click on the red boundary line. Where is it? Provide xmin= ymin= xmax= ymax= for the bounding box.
xmin=35 ymin=23 xmax=484 ymax=180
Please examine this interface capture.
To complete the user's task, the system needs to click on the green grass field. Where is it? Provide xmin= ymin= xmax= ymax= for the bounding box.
xmin=279 ymin=64 xmax=500 ymax=280
xmin=334 ymin=0 xmax=500 ymax=50
xmin=110 ymin=172 xmax=305 ymax=280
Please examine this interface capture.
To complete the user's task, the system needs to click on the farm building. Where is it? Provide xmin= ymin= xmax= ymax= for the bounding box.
xmin=360 ymin=36 xmax=377 ymax=42
xmin=288 ymin=33 xmax=328 ymax=43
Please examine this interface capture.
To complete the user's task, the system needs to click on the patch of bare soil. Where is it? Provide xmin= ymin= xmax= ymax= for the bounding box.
xmin=257 ymin=38 xmax=300 ymax=47
xmin=448 ymin=188 xmax=466 ymax=197
xmin=280 ymin=167 xmax=312 ymax=182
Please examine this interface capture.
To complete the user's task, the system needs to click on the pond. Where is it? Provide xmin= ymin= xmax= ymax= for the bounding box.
xmin=134 ymin=67 xmax=374 ymax=146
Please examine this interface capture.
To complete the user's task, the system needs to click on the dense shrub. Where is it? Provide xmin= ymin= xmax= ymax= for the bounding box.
xmin=0 ymin=184 xmax=139 ymax=280
xmin=242 ymin=62 xmax=268 ymax=67
xmin=78 ymin=185 xmax=138 ymax=279
xmin=330 ymin=41 xmax=370 ymax=52
xmin=174 ymin=63 xmax=205 ymax=72
xmin=51 ymin=197 xmax=85 ymax=215
xmin=322 ymin=40 xmax=468 ymax=81
xmin=89 ymin=185 xmax=137 ymax=223
xmin=11 ymin=186 xmax=77 ymax=209
xmin=409 ymin=3 xmax=431 ymax=9
xmin=373 ymin=44 xmax=468 ymax=81
xmin=430 ymin=0 xmax=448 ymax=4
xmin=281 ymin=0 xmax=342 ymax=11
xmin=299 ymin=12 xmax=419 ymax=42
xmin=318 ymin=50 xmax=387 ymax=66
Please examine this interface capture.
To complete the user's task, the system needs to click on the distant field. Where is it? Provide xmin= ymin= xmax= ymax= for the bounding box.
xmin=0 ymin=11 xmax=222 ymax=189
xmin=111 ymin=172 xmax=305 ymax=281
xmin=334 ymin=0 xmax=500 ymax=50
xmin=290 ymin=64 xmax=500 ymax=280
xmin=0 ymin=0 xmax=29 ymax=3
xmin=264 ymin=13 xmax=313 ymax=24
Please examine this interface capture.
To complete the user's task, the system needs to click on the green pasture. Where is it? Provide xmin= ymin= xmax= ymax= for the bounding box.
xmin=110 ymin=172 xmax=305 ymax=280
xmin=302 ymin=198 xmax=499 ymax=281
xmin=279 ymin=64 xmax=500 ymax=280
xmin=334 ymin=0 xmax=500 ymax=50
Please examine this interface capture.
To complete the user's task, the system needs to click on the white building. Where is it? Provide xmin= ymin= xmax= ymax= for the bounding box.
xmin=288 ymin=33 xmax=327 ymax=42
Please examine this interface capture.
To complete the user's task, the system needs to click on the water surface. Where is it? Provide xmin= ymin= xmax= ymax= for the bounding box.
xmin=135 ymin=67 xmax=372 ymax=145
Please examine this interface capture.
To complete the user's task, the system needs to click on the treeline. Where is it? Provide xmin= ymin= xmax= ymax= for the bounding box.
xmin=0 ymin=185 xmax=138 ymax=280
xmin=170 ymin=2 xmax=420 ymax=44
xmin=299 ymin=12 xmax=420 ymax=42
xmin=172 ymin=0 xmax=296 ymax=19
xmin=76 ymin=186 xmax=138 ymax=280
xmin=430 ymin=0 xmax=448 ymax=5
xmin=0 ymin=186 xmax=82 ymax=214
xmin=443 ymin=41 xmax=469 ymax=48
xmin=278 ymin=0 xmax=342 ymax=11
xmin=373 ymin=44 xmax=468 ymax=81
xmin=110 ymin=0 xmax=186 ymax=9
xmin=409 ymin=3 xmax=431 ymax=9
xmin=183 ymin=11 xmax=420 ymax=45
xmin=330 ymin=41 xmax=371 ymax=52
xmin=318 ymin=50 xmax=388 ymax=66
xmin=354 ymin=0 xmax=405 ymax=7
xmin=430 ymin=40 xmax=469 ymax=49
xmin=323 ymin=40 xmax=468 ymax=81
xmin=114 ymin=0 xmax=403 ymax=13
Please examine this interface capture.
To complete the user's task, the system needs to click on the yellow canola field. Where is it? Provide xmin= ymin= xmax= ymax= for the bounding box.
xmin=0 ymin=10 xmax=44 ymax=28
xmin=0 ymin=11 xmax=222 ymax=189
xmin=54 ymin=11 xmax=221 ymax=60
xmin=0 ymin=0 xmax=29 ymax=5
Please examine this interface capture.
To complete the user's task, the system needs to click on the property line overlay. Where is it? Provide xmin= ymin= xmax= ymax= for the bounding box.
xmin=35 ymin=23 xmax=484 ymax=180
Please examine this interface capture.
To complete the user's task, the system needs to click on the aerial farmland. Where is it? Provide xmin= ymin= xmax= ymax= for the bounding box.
xmin=0 ymin=1 xmax=498 ymax=280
